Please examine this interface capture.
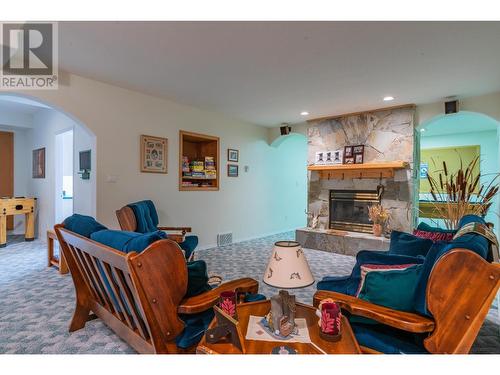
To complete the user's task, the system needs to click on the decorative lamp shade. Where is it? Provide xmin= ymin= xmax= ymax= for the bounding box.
xmin=263 ymin=241 xmax=315 ymax=289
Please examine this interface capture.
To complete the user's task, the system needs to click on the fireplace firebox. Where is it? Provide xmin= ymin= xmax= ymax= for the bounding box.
xmin=329 ymin=190 xmax=380 ymax=233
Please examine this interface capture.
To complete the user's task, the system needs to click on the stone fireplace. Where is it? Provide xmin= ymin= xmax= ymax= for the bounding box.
xmin=296 ymin=105 xmax=417 ymax=255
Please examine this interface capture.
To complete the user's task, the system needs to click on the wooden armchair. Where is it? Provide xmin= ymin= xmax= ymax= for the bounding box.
xmin=54 ymin=224 xmax=258 ymax=354
xmin=313 ymin=249 xmax=500 ymax=354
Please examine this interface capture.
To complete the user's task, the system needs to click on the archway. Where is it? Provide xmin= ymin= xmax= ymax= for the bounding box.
xmin=0 ymin=92 xmax=97 ymax=237
xmin=270 ymin=132 xmax=308 ymax=229
xmin=416 ymin=111 xmax=500 ymax=233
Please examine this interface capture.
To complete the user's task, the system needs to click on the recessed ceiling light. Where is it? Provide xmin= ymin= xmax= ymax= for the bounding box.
xmin=383 ymin=96 xmax=394 ymax=102
xmin=420 ymin=128 xmax=426 ymax=132
xmin=300 ymin=111 xmax=309 ymax=116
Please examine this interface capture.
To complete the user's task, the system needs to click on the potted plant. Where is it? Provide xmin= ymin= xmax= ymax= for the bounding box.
xmin=368 ymin=204 xmax=390 ymax=237
xmin=425 ymin=156 xmax=499 ymax=230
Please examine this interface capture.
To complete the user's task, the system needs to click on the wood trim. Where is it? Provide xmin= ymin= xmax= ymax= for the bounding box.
xmin=178 ymin=277 xmax=258 ymax=314
xmin=313 ymin=290 xmax=435 ymax=333
xmin=307 ymin=104 xmax=416 ymax=123
xmin=0 ymin=131 xmax=14 ymax=230
xmin=308 ymin=161 xmax=408 ymax=171
xmin=308 ymin=161 xmax=409 ymax=180
xmin=423 ymin=249 xmax=500 ymax=354
xmin=179 ymin=130 xmax=220 ymax=191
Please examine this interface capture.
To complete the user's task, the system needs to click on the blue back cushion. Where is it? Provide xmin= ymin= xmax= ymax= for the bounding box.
xmin=63 ymin=214 xmax=107 ymax=238
xmin=185 ymin=260 xmax=212 ymax=298
xmin=416 ymin=222 xmax=456 ymax=234
xmin=388 ymin=231 xmax=434 ymax=257
xmin=90 ymin=229 xmax=166 ymax=253
xmin=458 ymin=214 xmax=486 ymax=228
xmin=127 ymin=200 xmax=159 ymax=233
xmin=414 ymin=230 xmax=490 ymax=316
xmin=357 ymin=265 xmax=423 ymax=312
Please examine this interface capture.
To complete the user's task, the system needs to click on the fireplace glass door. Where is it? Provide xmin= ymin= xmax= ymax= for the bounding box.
xmin=329 ymin=190 xmax=380 ymax=233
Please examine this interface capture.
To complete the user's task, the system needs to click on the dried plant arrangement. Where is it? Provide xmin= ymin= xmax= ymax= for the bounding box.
xmin=425 ymin=155 xmax=499 ymax=230
xmin=368 ymin=204 xmax=391 ymax=236
xmin=368 ymin=204 xmax=391 ymax=225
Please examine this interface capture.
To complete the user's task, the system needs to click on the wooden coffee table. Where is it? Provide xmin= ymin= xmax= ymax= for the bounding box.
xmin=197 ymin=300 xmax=361 ymax=354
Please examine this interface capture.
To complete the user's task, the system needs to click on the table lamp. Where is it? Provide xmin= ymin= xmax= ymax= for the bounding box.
xmin=263 ymin=240 xmax=315 ymax=289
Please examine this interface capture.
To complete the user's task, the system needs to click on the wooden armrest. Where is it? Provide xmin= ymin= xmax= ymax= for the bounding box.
xmin=158 ymin=226 xmax=192 ymax=233
xmin=167 ymin=234 xmax=186 ymax=244
xmin=178 ymin=277 xmax=259 ymax=314
xmin=313 ymin=290 xmax=435 ymax=333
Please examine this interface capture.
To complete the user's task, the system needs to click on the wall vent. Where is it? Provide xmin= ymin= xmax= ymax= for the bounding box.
xmin=217 ymin=232 xmax=233 ymax=247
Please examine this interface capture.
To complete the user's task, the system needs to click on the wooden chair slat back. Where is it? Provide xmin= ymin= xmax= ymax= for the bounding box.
xmin=424 ymin=249 xmax=500 ymax=353
xmin=127 ymin=239 xmax=188 ymax=352
xmin=116 ymin=206 xmax=137 ymax=232
xmin=55 ymin=226 xmax=153 ymax=342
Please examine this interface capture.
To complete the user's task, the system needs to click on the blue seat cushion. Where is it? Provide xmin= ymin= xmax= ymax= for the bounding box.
xmin=179 ymin=235 xmax=199 ymax=259
xmin=63 ymin=214 xmax=107 ymax=238
xmin=388 ymin=231 xmax=434 ymax=257
xmin=243 ymin=293 xmax=267 ymax=302
xmin=127 ymin=200 xmax=159 ymax=233
xmin=351 ymin=322 xmax=427 ymax=354
xmin=90 ymin=229 xmax=166 ymax=253
xmin=176 ymin=309 xmax=215 ymax=349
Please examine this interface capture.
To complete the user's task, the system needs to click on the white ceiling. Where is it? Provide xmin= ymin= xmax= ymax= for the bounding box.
xmin=57 ymin=22 xmax=500 ymax=127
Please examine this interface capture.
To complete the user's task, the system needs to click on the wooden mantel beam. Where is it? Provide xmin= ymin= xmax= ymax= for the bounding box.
xmin=308 ymin=161 xmax=409 ymax=180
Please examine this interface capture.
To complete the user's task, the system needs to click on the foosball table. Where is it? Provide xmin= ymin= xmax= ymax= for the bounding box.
xmin=0 ymin=197 xmax=36 ymax=247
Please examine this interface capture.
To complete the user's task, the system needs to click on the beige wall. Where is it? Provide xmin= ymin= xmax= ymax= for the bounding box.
xmin=10 ymin=72 xmax=306 ymax=248
xmin=416 ymin=92 xmax=500 ymax=126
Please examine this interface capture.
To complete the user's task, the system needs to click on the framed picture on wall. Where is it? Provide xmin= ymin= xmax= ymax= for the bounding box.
xmin=228 ymin=149 xmax=239 ymax=162
xmin=227 ymin=164 xmax=239 ymax=177
xmin=32 ymin=147 xmax=46 ymax=178
xmin=141 ymin=135 xmax=168 ymax=173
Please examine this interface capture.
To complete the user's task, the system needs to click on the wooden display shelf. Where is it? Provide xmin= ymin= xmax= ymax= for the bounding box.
xmin=179 ymin=130 xmax=220 ymax=191
xmin=182 ymin=176 xmax=217 ymax=180
xmin=308 ymin=161 xmax=409 ymax=179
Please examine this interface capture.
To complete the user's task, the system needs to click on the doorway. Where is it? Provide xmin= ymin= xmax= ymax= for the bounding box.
xmin=0 ymin=131 xmax=14 ymax=229
xmin=55 ymin=129 xmax=74 ymax=223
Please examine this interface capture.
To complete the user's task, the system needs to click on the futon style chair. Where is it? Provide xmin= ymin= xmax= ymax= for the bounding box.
xmin=314 ymin=215 xmax=500 ymax=354
xmin=55 ymin=214 xmax=259 ymax=354
xmin=116 ymin=200 xmax=198 ymax=260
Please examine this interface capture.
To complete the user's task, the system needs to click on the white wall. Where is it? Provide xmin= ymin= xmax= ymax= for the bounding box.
xmin=0 ymin=125 xmax=32 ymax=234
xmin=9 ymin=73 xmax=306 ymax=248
xmin=29 ymin=109 xmax=96 ymax=236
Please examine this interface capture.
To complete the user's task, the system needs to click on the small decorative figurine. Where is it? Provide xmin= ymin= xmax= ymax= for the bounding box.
xmin=264 ymin=290 xmax=297 ymax=338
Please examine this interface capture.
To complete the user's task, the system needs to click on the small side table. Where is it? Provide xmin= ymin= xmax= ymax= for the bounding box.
xmin=197 ymin=300 xmax=361 ymax=354
xmin=47 ymin=230 xmax=68 ymax=274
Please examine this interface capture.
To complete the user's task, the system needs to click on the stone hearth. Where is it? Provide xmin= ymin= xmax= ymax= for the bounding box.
xmin=296 ymin=227 xmax=390 ymax=256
